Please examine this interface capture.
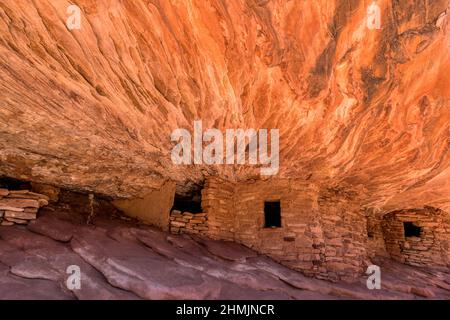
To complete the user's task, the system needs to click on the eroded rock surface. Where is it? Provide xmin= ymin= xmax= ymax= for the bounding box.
xmin=0 ymin=211 xmax=448 ymax=300
xmin=0 ymin=0 xmax=448 ymax=215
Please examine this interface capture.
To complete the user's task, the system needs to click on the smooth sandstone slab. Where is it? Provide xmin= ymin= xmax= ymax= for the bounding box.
xmin=0 ymin=273 xmax=74 ymax=300
xmin=197 ymin=238 xmax=258 ymax=262
xmin=0 ymin=225 xmax=139 ymax=300
xmin=27 ymin=215 xmax=75 ymax=242
xmin=71 ymin=229 xmax=223 ymax=299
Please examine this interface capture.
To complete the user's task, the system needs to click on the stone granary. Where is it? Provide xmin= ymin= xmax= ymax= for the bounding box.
xmin=0 ymin=0 xmax=449 ymax=297
xmin=159 ymin=177 xmax=450 ymax=282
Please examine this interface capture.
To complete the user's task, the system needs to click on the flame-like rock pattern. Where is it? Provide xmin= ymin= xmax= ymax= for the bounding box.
xmin=0 ymin=1 xmax=449 ymax=214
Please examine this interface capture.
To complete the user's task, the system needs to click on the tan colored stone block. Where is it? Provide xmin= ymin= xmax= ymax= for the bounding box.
xmin=193 ymin=213 xmax=207 ymax=217
xmin=182 ymin=212 xmax=194 ymax=218
xmin=4 ymin=211 xmax=36 ymax=220
xmin=7 ymin=191 xmax=50 ymax=201
xmin=0 ymin=198 xmax=39 ymax=208
xmin=8 ymin=190 xmax=29 ymax=194
xmin=170 ymin=221 xmax=186 ymax=228
xmin=190 ymin=219 xmax=205 ymax=224
xmin=0 ymin=205 xmax=24 ymax=212
xmin=38 ymin=198 xmax=49 ymax=207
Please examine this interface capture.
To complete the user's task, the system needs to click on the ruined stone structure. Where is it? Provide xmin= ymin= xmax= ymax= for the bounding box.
xmin=169 ymin=210 xmax=208 ymax=235
xmin=365 ymin=207 xmax=450 ymax=268
xmin=199 ymin=177 xmax=368 ymax=281
xmin=382 ymin=207 xmax=450 ymax=268
xmin=167 ymin=177 xmax=450 ymax=282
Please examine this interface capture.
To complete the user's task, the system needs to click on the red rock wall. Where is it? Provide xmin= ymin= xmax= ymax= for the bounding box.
xmin=0 ymin=1 xmax=449 ymax=216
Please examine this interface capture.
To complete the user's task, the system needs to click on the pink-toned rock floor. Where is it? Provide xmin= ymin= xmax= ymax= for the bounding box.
xmin=0 ymin=209 xmax=449 ymax=300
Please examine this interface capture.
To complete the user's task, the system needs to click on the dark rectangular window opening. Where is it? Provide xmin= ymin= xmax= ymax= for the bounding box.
xmin=404 ymin=222 xmax=422 ymax=238
xmin=264 ymin=201 xmax=281 ymax=228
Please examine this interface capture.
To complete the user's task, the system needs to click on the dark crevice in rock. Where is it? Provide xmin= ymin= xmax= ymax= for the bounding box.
xmin=0 ymin=176 xmax=31 ymax=191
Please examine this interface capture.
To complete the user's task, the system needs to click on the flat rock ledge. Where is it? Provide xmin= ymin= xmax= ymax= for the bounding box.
xmin=0 ymin=211 xmax=449 ymax=300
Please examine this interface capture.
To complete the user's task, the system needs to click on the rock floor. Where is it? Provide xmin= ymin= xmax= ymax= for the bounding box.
xmin=0 ymin=209 xmax=449 ymax=300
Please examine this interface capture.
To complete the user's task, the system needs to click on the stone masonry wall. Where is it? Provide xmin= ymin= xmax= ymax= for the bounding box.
xmin=201 ymin=177 xmax=235 ymax=241
xmin=201 ymin=177 xmax=370 ymax=281
xmin=317 ymin=188 xmax=369 ymax=281
xmin=169 ymin=210 xmax=208 ymax=235
xmin=382 ymin=207 xmax=450 ymax=268
xmin=232 ymin=180 xmax=323 ymax=278
xmin=365 ymin=209 xmax=389 ymax=257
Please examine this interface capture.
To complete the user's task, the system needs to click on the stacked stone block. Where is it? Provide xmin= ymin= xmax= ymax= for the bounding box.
xmin=169 ymin=210 xmax=208 ymax=235
xmin=317 ymin=188 xmax=369 ymax=282
xmin=0 ymin=189 xmax=49 ymax=225
xmin=201 ymin=177 xmax=234 ymax=240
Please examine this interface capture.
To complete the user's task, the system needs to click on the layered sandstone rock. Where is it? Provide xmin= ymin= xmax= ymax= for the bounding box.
xmin=0 ymin=0 xmax=448 ymax=217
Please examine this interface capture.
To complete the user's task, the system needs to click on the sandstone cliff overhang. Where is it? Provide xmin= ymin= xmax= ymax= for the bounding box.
xmin=0 ymin=0 xmax=449 ymax=215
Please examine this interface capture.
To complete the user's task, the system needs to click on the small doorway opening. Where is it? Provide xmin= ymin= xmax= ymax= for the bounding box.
xmin=264 ymin=201 xmax=281 ymax=228
xmin=172 ymin=194 xmax=202 ymax=213
xmin=171 ymin=184 xmax=203 ymax=214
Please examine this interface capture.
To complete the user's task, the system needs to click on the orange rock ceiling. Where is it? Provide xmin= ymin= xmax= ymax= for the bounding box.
xmin=0 ymin=0 xmax=449 ymax=214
